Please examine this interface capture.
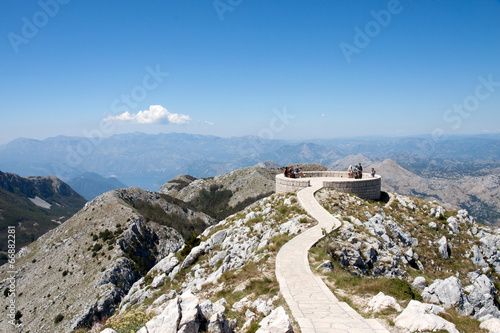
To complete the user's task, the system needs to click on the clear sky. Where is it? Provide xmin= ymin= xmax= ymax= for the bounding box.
xmin=1 ymin=0 xmax=499 ymax=144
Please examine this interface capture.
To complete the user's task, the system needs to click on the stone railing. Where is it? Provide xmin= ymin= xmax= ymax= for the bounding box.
xmin=276 ymin=171 xmax=381 ymax=200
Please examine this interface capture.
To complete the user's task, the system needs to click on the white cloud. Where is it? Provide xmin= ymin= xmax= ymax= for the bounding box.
xmin=204 ymin=121 xmax=215 ymax=126
xmin=106 ymin=105 xmax=190 ymax=125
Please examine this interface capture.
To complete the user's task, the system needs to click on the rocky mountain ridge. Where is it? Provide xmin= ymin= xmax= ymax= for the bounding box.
xmin=312 ymin=189 xmax=500 ymax=332
xmin=3 ymin=164 xmax=500 ymax=332
xmin=0 ymin=171 xmax=87 ymax=264
xmin=0 ymin=186 xmax=212 ymax=332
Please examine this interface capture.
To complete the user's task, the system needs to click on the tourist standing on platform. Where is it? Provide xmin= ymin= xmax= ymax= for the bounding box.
xmin=371 ymin=168 xmax=376 ymax=177
xmin=358 ymin=163 xmax=363 ymax=179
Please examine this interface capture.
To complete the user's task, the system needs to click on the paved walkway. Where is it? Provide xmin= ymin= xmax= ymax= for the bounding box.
xmin=275 ymin=178 xmax=389 ymax=333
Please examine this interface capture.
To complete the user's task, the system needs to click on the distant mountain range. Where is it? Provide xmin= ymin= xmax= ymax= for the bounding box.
xmin=0 ymin=171 xmax=87 ymax=265
xmin=1 ymin=132 xmax=499 ymax=225
xmin=67 ymin=172 xmax=128 ymax=200
xmin=1 ymin=132 xmax=499 ymax=192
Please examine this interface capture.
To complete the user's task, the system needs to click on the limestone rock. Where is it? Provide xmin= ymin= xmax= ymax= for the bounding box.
xmin=207 ymin=312 xmax=231 ymax=333
xmin=438 ymin=236 xmax=450 ymax=259
xmin=182 ymin=242 xmax=210 ymax=269
xmin=394 ymin=300 xmax=459 ymax=333
xmin=422 ymin=276 xmax=464 ymax=308
xmin=148 ymin=254 xmax=179 ymax=276
xmin=480 ymin=317 xmax=500 ymax=333
xmin=316 ymin=260 xmax=335 ymax=273
xmin=101 ymin=329 xmax=117 ymax=333
xmin=471 ymin=245 xmax=488 ymax=267
xmin=447 ymin=216 xmax=460 ymax=234
xmin=339 ymin=246 xmax=366 ymax=271
xmin=143 ymin=296 xmax=181 ymax=333
xmin=412 ymin=276 xmax=428 ymax=290
xmin=465 ymin=271 xmax=500 ymax=319
xmin=252 ymin=297 xmax=273 ymax=316
xmin=367 ymin=292 xmax=402 ymax=312
xmin=280 ymin=215 xmax=307 ymax=235
xmin=256 ymin=306 xmax=293 ymax=333
xmin=151 ymin=273 xmax=167 ymax=289
xmin=210 ymin=230 xmax=227 ymax=248
xmin=232 ymin=296 xmax=252 ymax=313
xmin=178 ymin=291 xmax=201 ymax=333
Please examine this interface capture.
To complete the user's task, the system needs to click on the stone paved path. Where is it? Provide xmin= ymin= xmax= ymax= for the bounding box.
xmin=275 ymin=178 xmax=390 ymax=333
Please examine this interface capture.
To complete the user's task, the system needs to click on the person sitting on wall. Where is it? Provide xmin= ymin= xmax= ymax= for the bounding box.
xmin=295 ymin=165 xmax=304 ymax=178
xmin=348 ymin=165 xmax=353 ymax=178
xmin=353 ymin=165 xmax=359 ymax=179
xmin=371 ymin=168 xmax=376 ymax=177
xmin=358 ymin=163 xmax=363 ymax=179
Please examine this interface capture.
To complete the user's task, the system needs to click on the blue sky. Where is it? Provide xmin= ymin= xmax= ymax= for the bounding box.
xmin=1 ymin=0 xmax=499 ymax=144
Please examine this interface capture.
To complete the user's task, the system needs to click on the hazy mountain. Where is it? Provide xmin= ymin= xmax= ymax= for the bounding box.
xmin=1 ymin=133 xmax=499 ymax=192
xmin=328 ymin=154 xmax=374 ymax=171
xmin=369 ymin=159 xmax=500 ymax=225
xmin=0 ymin=171 xmax=87 ymax=265
xmin=67 ymin=172 xmax=128 ymax=200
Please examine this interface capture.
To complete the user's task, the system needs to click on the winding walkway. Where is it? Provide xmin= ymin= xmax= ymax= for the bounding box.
xmin=275 ymin=178 xmax=389 ymax=333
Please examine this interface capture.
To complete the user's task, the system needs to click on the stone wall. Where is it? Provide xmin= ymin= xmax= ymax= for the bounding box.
xmin=275 ymin=176 xmax=310 ymax=194
xmin=322 ymin=175 xmax=381 ymax=200
xmin=275 ymin=171 xmax=381 ymax=200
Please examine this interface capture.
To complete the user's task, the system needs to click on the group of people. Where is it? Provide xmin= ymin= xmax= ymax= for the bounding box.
xmin=284 ymin=165 xmax=304 ymax=178
xmin=348 ymin=163 xmax=363 ymax=179
xmin=347 ymin=163 xmax=376 ymax=179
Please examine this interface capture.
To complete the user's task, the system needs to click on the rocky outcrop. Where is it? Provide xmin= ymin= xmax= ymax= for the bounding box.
xmin=0 ymin=186 xmax=211 ymax=333
xmin=366 ymin=292 xmax=402 ymax=313
xmin=395 ymin=300 xmax=459 ymax=333
xmin=421 ymin=272 xmax=500 ymax=320
xmin=256 ymin=306 xmax=293 ymax=333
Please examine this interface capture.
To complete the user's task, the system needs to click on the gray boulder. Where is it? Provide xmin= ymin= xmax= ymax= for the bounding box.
xmin=316 ymin=260 xmax=335 ymax=273
xmin=142 ymin=296 xmax=182 ymax=333
xmin=148 ymin=254 xmax=179 ymax=276
xmin=394 ymin=300 xmax=458 ymax=333
xmin=412 ymin=276 xmax=428 ymax=290
xmin=207 ymin=312 xmax=231 ymax=333
xmin=438 ymin=236 xmax=450 ymax=259
xmin=471 ymin=245 xmax=488 ymax=267
xmin=465 ymin=271 xmax=500 ymax=319
xmin=339 ymin=246 xmax=366 ymax=271
xmin=210 ymin=230 xmax=227 ymax=248
xmin=422 ymin=276 xmax=465 ymax=308
xmin=447 ymin=216 xmax=460 ymax=234
xmin=182 ymin=242 xmax=210 ymax=269
xmin=367 ymin=292 xmax=402 ymax=312
xmin=178 ymin=291 xmax=201 ymax=333
xmin=256 ymin=306 xmax=293 ymax=333
xmin=480 ymin=317 xmax=500 ymax=332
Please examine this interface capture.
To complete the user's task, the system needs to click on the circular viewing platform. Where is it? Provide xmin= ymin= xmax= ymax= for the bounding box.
xmin=276 ymin=171 xmax=381 ymax=200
